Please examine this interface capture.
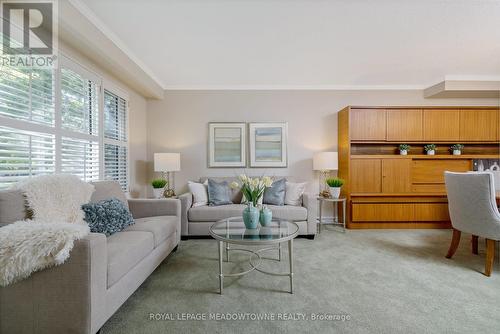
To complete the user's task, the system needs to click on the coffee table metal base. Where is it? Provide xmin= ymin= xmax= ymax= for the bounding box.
xmin=217 ymin=239 xmax=294 ymax=295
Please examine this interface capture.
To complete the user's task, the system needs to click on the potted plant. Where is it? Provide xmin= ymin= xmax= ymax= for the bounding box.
xmin=399 ymin=144 xmax=411 ymax=155
xmin=424 ymin=144 xmax=436 ymax=155
xmin=231 ymin=175 xmax=273 ymax=228
xmin=151 ymin=178 xmax=167 ymax=198
xmin=451 ymin=144 xmax=464 ymax=155
xmin=326 ymin=177 xmax=344 ymax=198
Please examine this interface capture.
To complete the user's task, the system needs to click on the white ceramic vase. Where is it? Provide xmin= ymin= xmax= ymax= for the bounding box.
xmin=427 ymin=150 xmax=435 ymax=155
xmin=153 ymin=188 xmax=164 ymax=199
xmin=400 ymin=150 xmax=408 ymax=155
xmin=329 ymin=187 xmax=341 ymax=198
xmin=453 ymin=150 xmax=461 ymax=156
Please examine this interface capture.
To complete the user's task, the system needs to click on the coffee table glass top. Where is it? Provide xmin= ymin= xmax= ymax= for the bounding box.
xmin=209 ymin=217 xmax=299 ymax=244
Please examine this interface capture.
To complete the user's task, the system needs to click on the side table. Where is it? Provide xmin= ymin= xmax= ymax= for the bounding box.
xmin=317 ymin=197 xmax=347 ymax=233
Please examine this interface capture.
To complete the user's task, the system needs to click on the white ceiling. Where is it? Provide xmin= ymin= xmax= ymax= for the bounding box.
xmin=80 ymin=0 xmax=500 ymax=90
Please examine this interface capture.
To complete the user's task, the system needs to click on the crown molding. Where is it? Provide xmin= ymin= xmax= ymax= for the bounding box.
xmin=162 ymin=84 xmax=427 ymax=91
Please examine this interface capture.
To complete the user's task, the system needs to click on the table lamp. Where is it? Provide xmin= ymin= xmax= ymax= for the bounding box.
xmin=154 ymin=153 xmax=181 ymax=197
xmin=313 ymin=152 xmax=338 ymax=197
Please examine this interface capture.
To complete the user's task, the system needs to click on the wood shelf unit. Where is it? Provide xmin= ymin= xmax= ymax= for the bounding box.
xmin=338 ymin=106 xmax=500 ymax=229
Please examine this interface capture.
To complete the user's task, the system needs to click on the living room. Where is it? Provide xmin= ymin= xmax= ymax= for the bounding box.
xmin=1 ymin=1 xmax=500 ymax=334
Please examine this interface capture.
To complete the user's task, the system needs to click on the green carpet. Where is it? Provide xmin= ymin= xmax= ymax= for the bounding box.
xmin=101 ymin=229 xmax=500 ymax=334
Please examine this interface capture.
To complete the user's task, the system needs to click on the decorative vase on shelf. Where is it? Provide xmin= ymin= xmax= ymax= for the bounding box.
xmin=153 ymin=188 xmax=164 ymax=199
xmin=329 ymin=187 xmax=341 ymax=199
xmin=242 ymin=203 xmax=259 ymax=229
xmin=400 ymin=150 xmax=408 ymax=156
xmin=453 ymin=150 xmax=461 ymax=156
xmin=259 ymin=206 xmax=273 ymax=226
xmin=427 ymin=150 xmax=435 ymax=155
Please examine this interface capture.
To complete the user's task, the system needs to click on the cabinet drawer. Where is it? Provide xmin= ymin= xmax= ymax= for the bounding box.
xmin=352 ymin=203 xmax=413 ymax=221
xmin=412 ymin=159 xmax=471 ymax=184
xmin=411 ymin=184 xmax=446 ymax=193
xmin=414 ymin=203 xmax=450 ymax=221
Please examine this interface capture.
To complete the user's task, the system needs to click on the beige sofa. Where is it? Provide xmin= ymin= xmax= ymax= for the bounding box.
xmin=0 ymin=181 xmax=181 ymax=334
xmin=179 ymin=177 xmax=317 ymax=238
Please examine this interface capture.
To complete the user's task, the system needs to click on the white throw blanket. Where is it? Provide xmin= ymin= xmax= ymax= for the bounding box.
xmin=0 ymin=174 xmax=95 ymax=286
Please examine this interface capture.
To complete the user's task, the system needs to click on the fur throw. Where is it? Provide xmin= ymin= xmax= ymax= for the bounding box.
xmin=0 ymin=174 xmax=95 ymax=286
xmin=0 ymin=221 xmax=90 ymax=286
xmin=14 ymin=174 xmax=95 ymax=225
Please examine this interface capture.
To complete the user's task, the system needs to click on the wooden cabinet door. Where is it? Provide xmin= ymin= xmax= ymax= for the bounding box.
xmin=382 ymin=159 xmax=412 ymax=193
xmin=350 ymin=159 xmax=381 ymax=193
xmin=460 ymin=109 xmax=499 ymax=141
xmin=386 ymin=109 xmax=423 ymax=141
xmin=350 ymin=109 xmax=386 ymax=141
xmin=423 ymin=109 xmax=460 ymax=141
xmin=411 ymin=159 xmax=471 ymax=184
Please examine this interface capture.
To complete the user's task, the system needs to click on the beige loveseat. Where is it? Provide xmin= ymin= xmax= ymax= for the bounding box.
xmin=179 ymin=177 xmax=317 ymax=238
xmin=0 ymin=181 xmax=181 ymax=334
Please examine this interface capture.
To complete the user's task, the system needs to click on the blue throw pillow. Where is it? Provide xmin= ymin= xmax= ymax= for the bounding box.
xmin=82 ymin=198 xmax=134 ymax=236
xmin=207 ymin=179 xmax=233 ymax=206
xmin=263 ymin=178 xmax=286 ymax=206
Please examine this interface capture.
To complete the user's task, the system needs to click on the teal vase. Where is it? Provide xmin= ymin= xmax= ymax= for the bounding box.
xmin=242 ymin=203 xmax=259 ymax=229
xmin=259 ymin=206 xmax=272 ymax=226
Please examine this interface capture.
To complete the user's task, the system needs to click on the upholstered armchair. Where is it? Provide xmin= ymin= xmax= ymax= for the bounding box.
xmin=444 ymin=172 xmax=500 ymax=276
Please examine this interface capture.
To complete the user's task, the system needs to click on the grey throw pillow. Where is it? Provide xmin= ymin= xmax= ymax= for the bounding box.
xmin=263 ymin=178 xmax=286 ymax=206
xmin=82 ymin=198 xmax=134 ymax=236
xmin=207 ymin=179 xmax=233 ymax=206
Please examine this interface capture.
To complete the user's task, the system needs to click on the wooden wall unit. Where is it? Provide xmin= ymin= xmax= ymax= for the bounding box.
xmin=339 ymin=106 xmax=500 ymax=229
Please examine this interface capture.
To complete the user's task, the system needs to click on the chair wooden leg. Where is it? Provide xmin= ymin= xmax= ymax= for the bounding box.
xmin=485 ymin=239 xmax=495 ymax=277
xmin=446 ymin=229 xmax=461 ymax=259
xmin=472 ymin=235 xmax=479 ymax=255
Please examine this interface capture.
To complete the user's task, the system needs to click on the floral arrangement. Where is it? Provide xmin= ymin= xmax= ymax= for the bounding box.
xmin=231 ymin=175 xmax=273 ymax=207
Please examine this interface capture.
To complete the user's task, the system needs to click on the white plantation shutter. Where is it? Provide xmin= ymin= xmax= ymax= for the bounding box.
xmin=104 ymin=89 xmax=129 ymax=191
xmin=0 ymin=126 xmax=55 ymax=189
xmin=0 ymin=67 xmax=55 ymax=125
xmin=59 ymin=63 xmax=101 ymax=181
xmin=61 ymin=68 xmax=99 ymax=135
xmin=61 ymin=137 xmax=100 ymax=181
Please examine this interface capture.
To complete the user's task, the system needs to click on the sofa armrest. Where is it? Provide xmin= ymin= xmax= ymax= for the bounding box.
xmin=178 ymin=193 xmax=192 ymax=236
xmin=302 ymin=193 xmax=318 ymax=234
xmin=128 ymin=198 xmax=181 ymax=219
xmin=0 ymin=233 xmax=107 ymax=334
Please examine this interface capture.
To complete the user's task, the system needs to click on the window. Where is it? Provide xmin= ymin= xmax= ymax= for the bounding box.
xmin=104 ymin=90 xmax=128 ymax=191
xmin=0 ymin=55 xmax=129 ymax=190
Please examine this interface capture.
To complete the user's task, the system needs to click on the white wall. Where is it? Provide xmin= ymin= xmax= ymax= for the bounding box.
xmin=60 ymin=41 xmax=149 ymax=197
xmin=147 ymin=90 xmax=499 ymax=195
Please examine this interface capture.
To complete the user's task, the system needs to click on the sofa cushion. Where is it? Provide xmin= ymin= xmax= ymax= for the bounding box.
xmin=107 ymin=231 xmax=154 ymax=287
xmin=125 ymin=215 xmax=177 ymax=247
xmin=267 ymin=205 xmax=307 ymax=221
xmin=189 ymin=204 xmax=307 ymax=222
xmin=90 ymin=181 xmax=129 ymax=209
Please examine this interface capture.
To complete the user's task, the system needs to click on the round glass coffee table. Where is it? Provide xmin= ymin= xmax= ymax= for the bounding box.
xmin=209 ymin=217 xmax=299 ymax=295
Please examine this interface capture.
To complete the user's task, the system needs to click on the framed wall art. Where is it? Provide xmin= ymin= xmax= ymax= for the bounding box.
xmin=249 ymin=122 xmax=288 ymax=167
xmin=208 ymin=122 xmax=246 ymax=167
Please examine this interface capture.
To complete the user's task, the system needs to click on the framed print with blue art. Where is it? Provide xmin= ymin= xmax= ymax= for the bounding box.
xmin=208 ymin=123 xmax=246 ymax=167
xmin=249 ymin=122 xmax=288 ymax=167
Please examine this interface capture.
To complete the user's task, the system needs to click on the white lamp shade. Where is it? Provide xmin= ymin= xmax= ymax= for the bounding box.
xmin=313 ymin=152 xmax=338 ymax=171
xmin=154 ymin=153 xmax=181 ymax=172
